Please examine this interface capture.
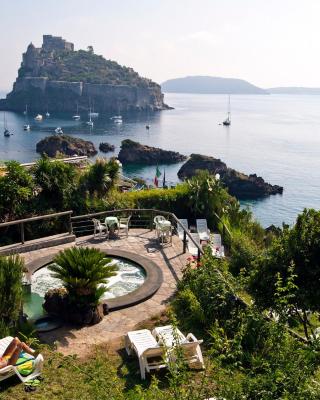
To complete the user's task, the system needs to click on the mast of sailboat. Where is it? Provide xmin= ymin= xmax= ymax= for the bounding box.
xmin=227 ymin=95 xmax=231 ymax=122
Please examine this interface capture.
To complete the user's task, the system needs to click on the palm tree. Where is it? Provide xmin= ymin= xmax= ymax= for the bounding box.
xmin=82 ymin=158 xmax=119 ymax=196
xmin=49 ymin=247 xmax=117 ymax=306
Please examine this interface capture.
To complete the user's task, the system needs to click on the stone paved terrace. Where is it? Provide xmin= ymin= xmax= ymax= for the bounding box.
xmin=21 ymin=229 xmax=190 ymax=357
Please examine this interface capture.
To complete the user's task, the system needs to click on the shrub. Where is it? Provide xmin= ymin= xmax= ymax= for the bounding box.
xmin=0 ymin=255 xmax=24 ymax=327
xmin=50 ymin=247 xmax=117 ymax=306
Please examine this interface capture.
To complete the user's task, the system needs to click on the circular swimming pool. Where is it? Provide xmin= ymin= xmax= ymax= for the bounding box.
xmin=23 ymin=257 xmax=146 ymax=319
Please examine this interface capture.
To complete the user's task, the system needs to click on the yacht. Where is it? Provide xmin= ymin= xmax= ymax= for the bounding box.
xmin=35 ymin=114 xmax=43 ymax=121
xmin=3 ymin=112 xmax=12 ymax=137
xmin=86 ymin=109 xmax=94 ymax=127
xmin=55 ymin=127 xmax=63 ymax=134
xmin=23 ymin=124 xmax=31 ymax=131
xmin=222 ymin=95 xmax=231 ymax=126
xmin=114 ymin=117 xmax=122 ymax=124
xmin=72 ymin=103 xmax=81 ymax=120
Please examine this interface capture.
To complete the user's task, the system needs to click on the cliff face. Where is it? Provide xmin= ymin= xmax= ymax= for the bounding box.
xmin=0 ymin=35 xmax=168 ymax=113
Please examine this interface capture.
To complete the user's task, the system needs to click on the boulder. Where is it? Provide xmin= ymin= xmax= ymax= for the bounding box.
xmin=177 ymin=153 xmax=283 ymax=199
xmin=99 ymin=142 xmax=115 ymax=153
xmin=36 ymin=134 xmax=97 ymax=157
xmin=118 ymin=139 xmax=187 ymax=165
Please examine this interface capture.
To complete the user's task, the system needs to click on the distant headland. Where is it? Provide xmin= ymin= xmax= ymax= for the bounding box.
xmin=0 ymin=35 xmax=169 ymax=113
xmin=161 ymin=76 xmax=268 ymax=94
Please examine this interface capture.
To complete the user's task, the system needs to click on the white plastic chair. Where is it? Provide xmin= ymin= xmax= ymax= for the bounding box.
xmin=188 ymin=233 xmax=201 ymax=258
xmin=196 ymin=219 xmax=210 ymax=241
xmin=152 ymin=325 xmax=204 ymax=370
xmin=177 ymin=219 xmax=189 ymax=240
xmin=0 ymin=336 xmax=44 ymax=383
xmin=125 ymin=329 xmax=166 ymax=380
xmin=92 ymin=218 xmax=108 ymax=239
xmin=119 ymin=216 xmax=131 ymax=237
xmin=154 ymin=215 xmax=166 ymax=238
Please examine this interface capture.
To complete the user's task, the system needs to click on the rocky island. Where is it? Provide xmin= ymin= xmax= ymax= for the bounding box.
xmin=99 ymin=142 xmax=115 ymax=153
xmin=178 ymin=153 xmax=283 ymax=199
xmin=0 ymin=35 xmax=169 ymax=113
xmin=118 ymin=139 xmax=187 ymax=164
xmin=36 ymin=135 xmax=97 ymax=157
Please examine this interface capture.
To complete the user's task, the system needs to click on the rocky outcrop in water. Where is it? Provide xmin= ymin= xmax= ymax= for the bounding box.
xmin=178 ymin=153 xmax=283 ymax=199
xmin=118 ymin=139 xmax=187 ymax=165
xmin=0 ymin=35 xmax=169 ymax=113
xmin=99 ymin=142 xmax=115 ymax=153
xmin=36 ymin=134 xmax=97 ymax=157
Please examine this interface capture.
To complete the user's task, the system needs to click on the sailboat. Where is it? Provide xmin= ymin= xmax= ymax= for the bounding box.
xmin=45 ymin=108 xmax=50 ymax=117
xmin=72 ymin=103 xmax=81 ymax=120
xmin=23 ymin=105 xmax=30 ymax=130
xmin=86 ymin=108 xmax=94 ymax=127
xmin=146 ymin=109 xmax=150 ymax=130
xmin=3 ymin=112 xmax=12 ymax=137
xmin=88 ymin=100 xmax=99 ymax=118
xmin=223 ymin=95 xmax=231 ymax=126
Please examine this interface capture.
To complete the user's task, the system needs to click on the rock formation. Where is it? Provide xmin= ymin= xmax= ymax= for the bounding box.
xmin=178 ymin=153 xmax=283 ymax=199
xmin=0 ymin=35 xmax=169 ymax=113
xmin=99 ymin=142 xmax=115 ymax=153
xmin=118 ymin=139 xmax=187 ymax=165
xmin=36 ymin=134 xmax=97 ymax=157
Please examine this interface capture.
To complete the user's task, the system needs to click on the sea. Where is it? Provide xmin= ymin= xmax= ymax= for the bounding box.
xmin=1 ymin=92 xmax=319 ymax=228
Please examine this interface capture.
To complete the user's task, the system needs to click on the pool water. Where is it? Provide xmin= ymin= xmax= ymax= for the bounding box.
xmin=23 ymin=257 xmax=146 ymax=319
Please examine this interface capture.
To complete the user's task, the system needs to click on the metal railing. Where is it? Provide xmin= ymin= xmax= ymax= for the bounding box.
xmin=71 ymin=208 xmax=203 ymax=259
xmin=0 ymin=211 xmax=73 ymax=246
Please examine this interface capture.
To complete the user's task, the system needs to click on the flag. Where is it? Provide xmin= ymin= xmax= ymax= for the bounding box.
xmin=162 ymin=168 xmax=166 ymax=187
xmin=154 ymin=165 xmax=161 ymax=187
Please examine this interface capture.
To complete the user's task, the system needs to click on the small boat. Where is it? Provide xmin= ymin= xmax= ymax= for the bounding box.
xmin=146 ymin=125 xmax=150 ymax=130
xmin=114 ymin=117 xmax=122 ymax=124
xmin=3 ymin=112 xmax=12 ymax=136
xmin=72 ymin=102 xmax=80 ymax=120
xmin=35 ymin=114 xmax=43 ymax=121
xmin=222 ymin=95 xmax=231 ymax=126
xmin=23 ymin=124 xmax=31 ymax=131
xmin=110 ymin=115 xmax=122 ymax=120
xmin=45 ymin=111 xmax=50 ymax=117
xmin=55 ymin=127 xmax=63 ymax=134
xmin=23 ymin=104 xmax=28 ymax=115
xmin=86 ymin=109 xmax=94 ymax=127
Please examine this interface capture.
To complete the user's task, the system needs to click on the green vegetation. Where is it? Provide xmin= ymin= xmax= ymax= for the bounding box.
xmin=0 ymin=255 xmax=24 ymax=337
xmin=50 ymin=247 xmax=117 ymax=307
xmin=19 ymin=49 xmax=158 ymax=88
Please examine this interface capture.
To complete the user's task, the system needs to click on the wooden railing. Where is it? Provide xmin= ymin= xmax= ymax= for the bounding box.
xmin=71 ymin=208 xmax=203 ymax=259
xmin=0 ymin=211 xmax=73 ymax=246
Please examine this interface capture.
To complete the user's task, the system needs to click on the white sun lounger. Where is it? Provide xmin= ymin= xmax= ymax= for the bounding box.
xmin=125 ymin=329 xmax=166 ymax=380
xmin=196 ymin=219 xmax=210 ymax=241
xmin=188 ymin=233 xmax=201 ymax=257
xmin=177 ymin=219 xmax=189 ymax=240
xmin=210 ymin=233 xmax=225 ymax=258
xmin=0 ymin=336 xmax=44 ymax=383
xmin=152 ymin=325 xmax=205 ymax=370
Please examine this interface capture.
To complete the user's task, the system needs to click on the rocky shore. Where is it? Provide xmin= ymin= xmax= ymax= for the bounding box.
xmin=99 ymin=142 xmax=115 ymax=153
xmin=36 ymin=135 xmax=97 ymax=157
xmin=118 ymin=139 xmax=187 ymax=165
xmin=178 ymin=153 xmax=283 ymax=199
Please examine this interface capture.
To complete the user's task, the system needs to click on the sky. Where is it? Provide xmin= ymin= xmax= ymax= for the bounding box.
xmin=1 ymin=0 xmax=320 ymax=92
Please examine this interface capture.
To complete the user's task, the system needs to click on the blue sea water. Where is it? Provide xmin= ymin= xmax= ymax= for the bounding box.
xmin=0 ymin=93 xmax=319 ymax=227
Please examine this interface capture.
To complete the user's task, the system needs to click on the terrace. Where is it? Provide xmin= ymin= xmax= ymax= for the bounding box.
xmin=0 ymin=210 xmax=198 ymax=357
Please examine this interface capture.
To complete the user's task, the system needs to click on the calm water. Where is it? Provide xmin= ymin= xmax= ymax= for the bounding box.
xmin=1 ymin=93 xmax=320 ymax=227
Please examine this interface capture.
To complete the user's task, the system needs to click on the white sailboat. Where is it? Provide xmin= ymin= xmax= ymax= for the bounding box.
xmin=86 ymin=108 xmax=94 ymax=127
xmin=35 ymin=114 xmax=43 ymax=121
xmin=88 ymin=100 xmax=99 ymax=118
xmin=3 ymin=112 xmax=12 ymax=137
xmin=46 ymin=108 xmax=50 ymax=117
xmin=72 ymin=103 xmax=80 ymax=120
xmin=23 ymin=105 xmax=31 ymax=130
xmin=23 ymin=104 xmax=28 ymax=115
xmin=223 ymin=95 xmax=231 ymax=126
xmin=23 ymin=124 xmax=30 ymax=131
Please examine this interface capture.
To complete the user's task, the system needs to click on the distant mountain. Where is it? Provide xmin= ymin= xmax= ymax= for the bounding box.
xmin=267 ymin=87 xmax=320 ymax=95
xmin=161 ymin=76 xmax=267 ymax=94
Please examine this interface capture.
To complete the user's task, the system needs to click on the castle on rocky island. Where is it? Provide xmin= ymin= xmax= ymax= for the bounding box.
xmin=0 ymin=35 xmax=167 ymax=113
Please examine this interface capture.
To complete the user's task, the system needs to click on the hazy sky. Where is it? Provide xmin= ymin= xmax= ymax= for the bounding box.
xmin=1 ymin=0 xmax=320 ymax=91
